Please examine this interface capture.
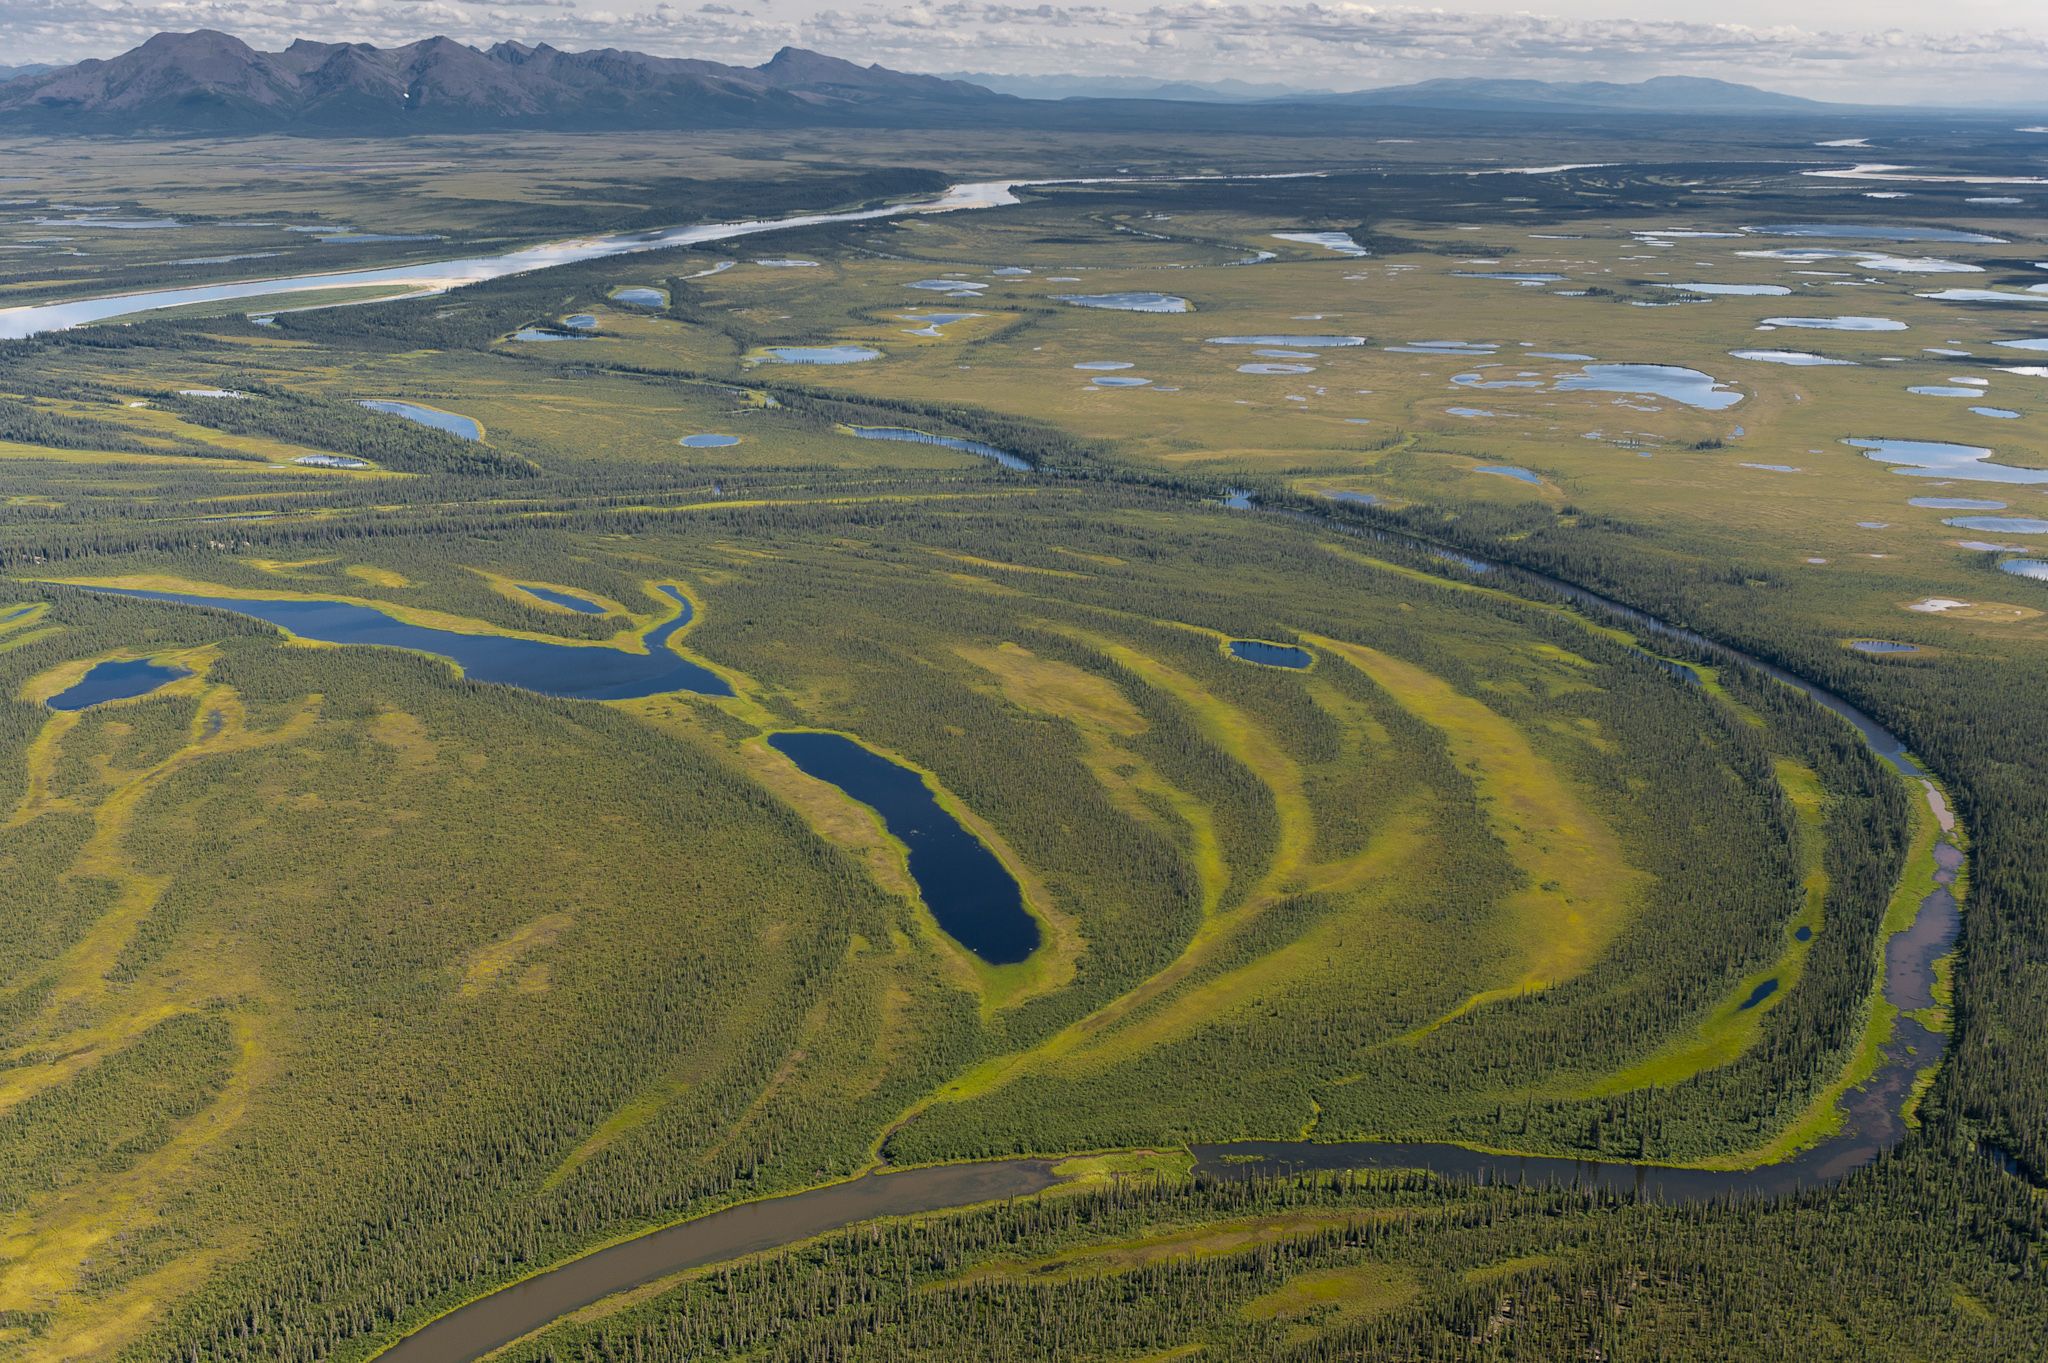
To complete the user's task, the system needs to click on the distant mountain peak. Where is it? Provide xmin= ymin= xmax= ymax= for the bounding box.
xmin=0 ymin=31 xmax=1007 ymax=132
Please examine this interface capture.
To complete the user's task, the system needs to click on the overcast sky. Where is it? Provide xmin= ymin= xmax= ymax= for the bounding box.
xmin=7 ymin=1 xmax=2047 ymax=105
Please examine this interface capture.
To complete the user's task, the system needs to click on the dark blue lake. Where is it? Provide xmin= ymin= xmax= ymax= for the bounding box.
xmin=1228 ymin=639 xmax=1312 ymax=669
xmin=48 ymin=657 xmax=190 ymax=711
xmin=86 ymin=585 xmax=729 ymax=700
xmin=767 ymin=730 xmax=1038 ymax=965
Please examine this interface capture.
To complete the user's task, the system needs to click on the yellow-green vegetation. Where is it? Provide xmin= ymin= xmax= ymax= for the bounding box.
xmin=1311 ymin=634 xmax=1644 ymax=1033
xmin=0 ymin=127 xmax=2033 ymax=1363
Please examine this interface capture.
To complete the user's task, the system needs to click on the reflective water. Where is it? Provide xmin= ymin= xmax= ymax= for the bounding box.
xmin=1554 ymin=364 xmax=1744 ymax=411
xmin=47 ymin=658 xmax=190 ymax=711
xmin=1208 ymin=335 xmax=1365 ymax=347
xmin=1973 ymin=407 xmax=2022 ymax=419
xmin=611 ymin=287 xmax=666 ymax=307
xmin=0 ymin=182 xmax=1050 ymax=338
xmin=517 ymin=584 xmax=607 ymax=614
xmin=1228 ymin=639 xmax=1313 ymax=668
xmin=85 ymin=584 xmax=730 ymax=700
xmin=767 ymin=731 xmax=1038 ymax=964
xmin=1239 ymin=363 xmax=1315 ymax=374
xmin=1091 ymin=376 xmax=1152 ymax=387
xmin=1908 ymin=385 xmax=1979 ymax=397
xmin=1850 ymin=640 xmax=1922 ymax=654
xmin=1744 ymin=223 xmax=2005 ymax=243
xmin=1849 ymin=437 xmax=2048 ymax=484
xmin=843 ymin=425 xmax=1028 ymax=471
xmin=1999 ymin=559 xmax=2048 ymax=581
xmin=1073 ymin=361 xmax=1133 ymax=371
xmin=1729 ymin=350 xmax=1857 ymax=366
xmin=761 ymin=346 xmax=881 ymax=365
xmin=1945 ymin=516 xmax=2048 ymax=533
xmin=1054 ymin=292 xmax=1190 ymax=313
xmin=679 ymin=433 xmax=741 ymax=448
xmin=1454 ymin=271 xmax=1565 ymax=284
xmin=1759 ymin=316 xmax=1908 ymax=331
xmin=359 ymin=400 xmax=480 ymax=441
xmin=1909 ymin=497 xmax=2006 ymax=510
xmin=1656 ymin=283 xmax=1790 ymax=296
xmin=1272 ymin=231 xmax=1368 ymax=257
xmin=1477 ymin=464 xmax=1542 ymax=484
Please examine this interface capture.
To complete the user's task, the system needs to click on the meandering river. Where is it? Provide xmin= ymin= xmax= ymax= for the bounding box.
xmin=362 ymin=498 xmax=1966 ymax=1362
xmin=12 ymin=169 xmax=1969 ymax=1360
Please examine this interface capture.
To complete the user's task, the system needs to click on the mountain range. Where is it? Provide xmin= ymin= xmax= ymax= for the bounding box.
xmin=0 ymin=31 xmax=1003 ymax=131
xmin=0 ymin=31 xmax=1863 ymax=133
xmin=1303 ymin=75 xmax=1831 ymax=114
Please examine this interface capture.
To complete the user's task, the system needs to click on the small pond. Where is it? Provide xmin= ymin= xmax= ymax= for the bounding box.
xmin=1453 ymin=271 xmax=1565 ymax=284
xmin=1849 ymin=437 xmax=2048 ymax=485
xmin=359 ymin=400 xmax=481 ymax=441
xmin=1759 ymin=316 xmax=1908 ymax=331
xmin=1738 ymin=978 xmax=1780 ymax=1011
xmin=1945 ymin=516 xmax=2048 ymax=533
xmin=679 ymin=433 xmax=742 ymax=448
xmin=1053 ymin=292 xmax=1190 ymax=313
xmin=1239 ymin=363 xmax=1315 ymax=374
xmin=610 ymin=287 xmax=666 ymax=307
xmin=767 ymin=731 xmax=1038 ymax=964
xmin=1555 ymin=363 xmax=1743 ymax=411
xmin=1073 ymin=361 xmax=1134 ymax=371
xmin=511 ymin=328 xmax=585 ymax=342
xmin=1477 ymin=465 xmax=1542 ymax=484
xmin=1227 ymin=639 xmax=1313 ymax=669
xmin=844 ymin=425 xmax=1028 ymax=471
xmin=294 ymin=454 xmax=372 ymax=469
xmin=761 ymin=346 xmax=881 ymax=365
xmin=1909 ymin=497 xmax=2006 ymax=509
xmin=1208 ymin=335 xmax=1365 ymax=347
xmin=1973 ymin=407 xmax=2022 ymax=419
xmin=1656 ymin=283 xmax=1790 ymax=296
xmin=47 ymin=658 xmax=190 ymax=711
xmin=1999 ymin=560 xmax=2048 ymax=581
xmin=1729 ymin=350 xmax=1856 ymax=366
xmin=1091 ymin=376 xmax=1152 ymax=387
xmin=563 ymin=314 xmax=597 ymax=330
xmin=1850 ymin=640 xmax=1922 ymax=654
xmin=1908 ymin=385 xmax=1979 ymax=397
